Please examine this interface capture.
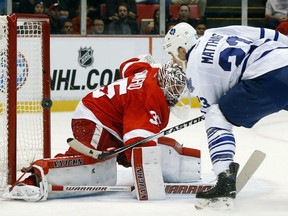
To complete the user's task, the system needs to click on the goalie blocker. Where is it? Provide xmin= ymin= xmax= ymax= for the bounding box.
xmin=2 ymin=137 xmax=201 ymax=201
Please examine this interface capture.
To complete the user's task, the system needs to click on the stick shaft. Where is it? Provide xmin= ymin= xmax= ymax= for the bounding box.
xmin=99 ymin=115 xmax=205 ymax=158
xmin=51 ymin=185 xmax=133 ymax=192
xmin=68 ymin=115 xmax=205 ymax=159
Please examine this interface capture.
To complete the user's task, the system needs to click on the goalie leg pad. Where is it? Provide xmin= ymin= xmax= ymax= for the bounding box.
xmin=158 ymin=137 xmax=201 ymax=183
xmin=132 ymin=146 xmax=166 ymax=200
xmin=42 ymin=156 xmax=117 ymax=199
xmin=2 ymin=155 xmax=117 ymax=201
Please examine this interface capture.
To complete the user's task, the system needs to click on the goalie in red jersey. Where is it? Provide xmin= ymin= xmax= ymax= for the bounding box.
xmin=67 ymin=55 xmax=173 ymax=167
xmin=3 ymin=55 xmax=201 ymax=201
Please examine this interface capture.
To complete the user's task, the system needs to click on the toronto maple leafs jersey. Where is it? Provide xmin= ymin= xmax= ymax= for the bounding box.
xmin=186 ymin=26 xmax=288 ymax=117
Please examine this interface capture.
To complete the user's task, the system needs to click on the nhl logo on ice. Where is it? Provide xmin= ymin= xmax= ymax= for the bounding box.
xmin=78 ymin=47 xmax=94 ymax=68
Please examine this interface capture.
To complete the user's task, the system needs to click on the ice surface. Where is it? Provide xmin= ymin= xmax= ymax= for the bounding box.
xmin=1 ymin=109 xmax=288 ymax=216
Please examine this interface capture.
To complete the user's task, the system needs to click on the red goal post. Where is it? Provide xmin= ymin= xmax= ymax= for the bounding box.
xmin=0 ymin=14 xmax=51 ymax=191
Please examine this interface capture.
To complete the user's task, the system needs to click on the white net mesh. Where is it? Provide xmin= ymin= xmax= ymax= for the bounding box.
xmin=0 ymin=16 xmax=47 ymax=191
xmin=0 ymin=16 xmax=9 ymax=192
xmin=16 ymin=20 xmax=44 ymax=166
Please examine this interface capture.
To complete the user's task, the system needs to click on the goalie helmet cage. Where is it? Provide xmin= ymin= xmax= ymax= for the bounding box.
xmin=0 ymin=14 xmax=51 ymax=191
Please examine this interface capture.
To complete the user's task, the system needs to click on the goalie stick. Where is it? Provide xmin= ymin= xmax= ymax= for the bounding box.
xmin=50 ymin=183 xmax=215 ymax=194
xmin=67 ymin=115 xmax=205 ymax=160
xmin=49 ymin=150 xmax=265 ymax=197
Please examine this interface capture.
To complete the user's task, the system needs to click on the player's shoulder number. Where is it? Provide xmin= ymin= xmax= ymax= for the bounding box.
xmin=219 ymin=36 xmax=252 ymax=72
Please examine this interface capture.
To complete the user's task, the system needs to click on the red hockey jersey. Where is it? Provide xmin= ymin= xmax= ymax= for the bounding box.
xmin=73 ymin=57 xmax=170 ymax=156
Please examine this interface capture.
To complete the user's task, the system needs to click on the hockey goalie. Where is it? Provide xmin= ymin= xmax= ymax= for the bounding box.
xmin=3 ymin=55 xmax=201 ymax=201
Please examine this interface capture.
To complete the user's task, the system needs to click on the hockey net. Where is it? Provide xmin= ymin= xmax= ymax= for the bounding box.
xmin=0 ymin=14 xmax=51 ymax=192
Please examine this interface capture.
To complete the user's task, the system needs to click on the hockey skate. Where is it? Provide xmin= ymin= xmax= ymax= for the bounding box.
xmin=195 ymin=162 xmax=239 ymax=210
xmin=2 ymin=165 xmax=49 ymax=202
xmin=2 ymin=183 xmax=43 ymax=201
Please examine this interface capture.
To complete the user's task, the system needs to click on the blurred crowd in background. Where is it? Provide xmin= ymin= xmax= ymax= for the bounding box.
xmin=1 ymin=0 xmax=288 ymax=36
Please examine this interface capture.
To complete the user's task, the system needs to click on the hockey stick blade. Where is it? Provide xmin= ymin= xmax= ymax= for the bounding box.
xmin=236 ymin=150 xmax=266 ymax=194
xmin=67 ymin=115 xmax=205 ymax=159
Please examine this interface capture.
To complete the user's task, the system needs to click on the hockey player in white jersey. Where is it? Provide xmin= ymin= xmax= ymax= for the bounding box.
xmin=163 ymin=22 xmax=288 ymax=209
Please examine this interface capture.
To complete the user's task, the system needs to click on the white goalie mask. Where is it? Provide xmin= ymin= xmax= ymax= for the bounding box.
xmin=158 ymin=60 xmax=186 ymax=107
xmin=163 ymin=22 xmax=197 ymax=62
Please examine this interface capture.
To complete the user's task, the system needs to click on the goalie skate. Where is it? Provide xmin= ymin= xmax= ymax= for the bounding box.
xmin=2 ymin=165 xmax=49 ymax=202
xmin=2 ymin=184 xmax=43 ymax=202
